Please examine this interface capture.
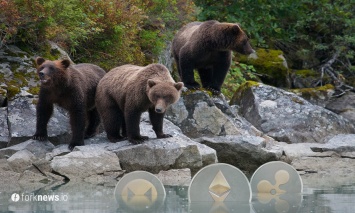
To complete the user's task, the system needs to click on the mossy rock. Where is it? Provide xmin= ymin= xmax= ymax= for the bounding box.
xmin=229 ymin=81 xmax=260 ymax=105
xmin=290 ymin=69 xmax=332 ymax=88
xmin=290 ymin=84 xmax=335 ymax=107
xmin=236 ymin=48 xmax=290 ymax=88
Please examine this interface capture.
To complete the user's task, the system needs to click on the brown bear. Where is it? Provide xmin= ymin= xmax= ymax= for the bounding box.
xmin=32 ymin=57 xmax=106 ymax=150
xmin=96 ymin=64 xmax=183 ymax=144
xmin=172 ymin=20 xmax=255 ymax=94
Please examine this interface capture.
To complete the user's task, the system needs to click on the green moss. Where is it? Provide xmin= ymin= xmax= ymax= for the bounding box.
xmin=229 ymin=81 xmax=260 ymax=105
xmin=294 ymin=69 xmax=319 ymax=78
xmin=291 ymin=97 xmax=305 ymax=105
xmin=290 ymin=84 xmax=334 ymax=100
xmin=7 ymin=85 xmax=20 ymax=100
xmin=182 ymin=88 xmax=213 ymax=97
xmin=27 ymin=86 xmax=40 ymax=95
xmin=236 ymin=48 xmax=290 ymax=87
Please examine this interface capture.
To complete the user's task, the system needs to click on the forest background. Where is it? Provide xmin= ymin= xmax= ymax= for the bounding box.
xmin=1 ymin=0 xmax=354 ymax=96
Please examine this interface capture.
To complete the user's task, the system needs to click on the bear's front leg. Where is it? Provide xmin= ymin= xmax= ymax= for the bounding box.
xmin=125 ymin=109 xmax=148 ymax=144
xmin=33 ymin=91 xmax=53 ymax=141
xmin=149 ymin=108 xmax=172 ymax=138
xmin=68 ymin=107 xmax=86 ymax=151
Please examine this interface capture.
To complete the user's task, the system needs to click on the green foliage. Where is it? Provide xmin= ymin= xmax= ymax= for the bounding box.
xmin=1 ymin=0 xmax=196 ymax=70
xmin=221 ymin=61 xmax=256 ymax=99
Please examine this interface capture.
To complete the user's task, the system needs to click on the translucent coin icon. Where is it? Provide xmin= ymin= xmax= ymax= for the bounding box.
xmin=114 ymin=171 xmax=166 ymax=212
xmin=250 ymin=161 xmax=303 ymax=213
xmin=189 ymin=163 xmax=251 ymax=213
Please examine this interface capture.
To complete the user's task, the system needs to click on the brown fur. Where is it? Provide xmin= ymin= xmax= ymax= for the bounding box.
xmin=96 ymin=64 xmax=183 ymax=144
xmin=32 ymin=57 xmax=106 ymax=150
xmin=172 ymin=20 xmax=255 ymax=94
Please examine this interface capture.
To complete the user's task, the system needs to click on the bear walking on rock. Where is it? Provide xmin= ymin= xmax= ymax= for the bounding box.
xmin=96 ymin=64 xmax=183 ymax=144
xmin=32 ymin=57 xmax=106 ymax=150
xmin=172 ymin=20 xmax=255 ymax=94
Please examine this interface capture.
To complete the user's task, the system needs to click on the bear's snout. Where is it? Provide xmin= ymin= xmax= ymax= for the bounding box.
xmin=155 ymin=106 xmax=164 ymax=113
xmin=39 ymin=71 xmax=45 ymax=79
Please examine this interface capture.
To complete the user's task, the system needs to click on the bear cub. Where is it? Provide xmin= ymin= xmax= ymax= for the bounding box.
xmin=32 ymin=57 xmax=106 ymax=150
xmin=96 ymin=64 xmax=183 ymax=144
xmin=172 ymin=20 xmax=255 ymax=94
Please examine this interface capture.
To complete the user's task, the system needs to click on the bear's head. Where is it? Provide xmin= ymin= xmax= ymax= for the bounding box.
xmin=147 ymin=79 xmax=184 ymax=113
xmin=36 ymin=57 xmax=71 ymax=87
xmin=229 ymin=24 xmax=255 ymax=55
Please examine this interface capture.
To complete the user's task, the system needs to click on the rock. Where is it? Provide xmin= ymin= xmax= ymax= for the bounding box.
xmin=290 ymin=69 xmax=331 ymax=89
xmin=326 ymin=92 xmax=355 ymax=123
xmin=166 ymin=91 xmax=264 ymax=138
xmin=0 ymin=159 xmax=21 ymax=192
xmin=7 ymin=97 xmax=71 ymax=146
xmin=198 ymin=135 xmax=283 ymax=174
xmin=0 ymin=107 xmax=9 ymax=148
xmin=114 ymin=138 xmax=203 ymax=174
xmin=232 ymin=81 xmax=355 ymax=143
xmin=291 ymin=84 xmax=335 ymax=107
xmin=50 ymin=146 xmax=122 ymax=181
xmin=7 ymin=149 xmax=37 ymax=173
xmin=156 ymin=168 xmax=191 ymax=186
xmin=0 ymin=139 xmax=55 ymax=159
xmin=237 ymin=48 xmax=290 ymax=87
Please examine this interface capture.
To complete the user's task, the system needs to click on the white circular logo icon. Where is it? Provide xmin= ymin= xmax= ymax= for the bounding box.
xmin=11 ymin=193 xmax=20 ymax=202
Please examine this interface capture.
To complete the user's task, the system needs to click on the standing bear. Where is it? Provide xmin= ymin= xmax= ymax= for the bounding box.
xmin=32 ymin=57 xmax=106 ymax=150
xmin=172 ymin=20 xmax=255 ymax=94
xmin=96 ymin=64 xmax=183 ymax=144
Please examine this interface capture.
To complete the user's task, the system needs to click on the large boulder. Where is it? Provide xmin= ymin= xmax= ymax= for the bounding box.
xmin=165 ymin=90 xmax=265 ymax=139
xmin=291 ymin=84 xmax=335 ymax=107
xmin=231 ymin=81 xmax=355 ymax=143
xmin=7 ymin=96 xmax=70 ymax=146
xmin=0 ymin=107 xmax=9 ymax=148
xmin=326 ymin=92 xmax=355 ymax=124
xmin=236 ymin=48 xmax=290 ymax=88
xmin=197 ymin=135 xmax=283 ymax=174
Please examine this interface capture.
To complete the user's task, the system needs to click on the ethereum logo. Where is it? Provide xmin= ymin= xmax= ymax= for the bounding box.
xmin=208 ymin=170 xmax=231 ymax=202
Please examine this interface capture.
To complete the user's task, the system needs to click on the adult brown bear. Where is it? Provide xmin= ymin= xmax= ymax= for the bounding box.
xmin=172 ymin=20 xmax=255 ymax=94
xmin=96 ymin=64 xmax=183 ymax=144
xmin=32 ymin=57 xmax=106 ymax=150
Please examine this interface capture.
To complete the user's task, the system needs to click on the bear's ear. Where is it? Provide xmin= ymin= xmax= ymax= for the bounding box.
xmin=174 ymin=82 xmax=184 ymax=91
xmin=232 ymin=24 xmax=242 ymax=33
xmin=147 ymin=79 xmax=156 ymax=88
xmin=36 ymin=57 xmax=45 ymax=66
xmin=61 ymin=59 xmax=71 ymax=69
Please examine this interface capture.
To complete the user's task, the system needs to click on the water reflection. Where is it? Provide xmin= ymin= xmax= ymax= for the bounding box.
xmin=1 ymin=182 xmax=355 ymax=212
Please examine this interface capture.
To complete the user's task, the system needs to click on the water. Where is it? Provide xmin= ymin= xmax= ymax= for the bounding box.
xmin=1 ymin=180 xmax=355 ymax=213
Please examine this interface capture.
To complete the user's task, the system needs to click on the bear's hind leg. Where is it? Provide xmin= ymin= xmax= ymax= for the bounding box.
xmin=84 ymin=108 xmax=100 ymax=139
xmin=198 ymin=67 xmax=213 ymax=89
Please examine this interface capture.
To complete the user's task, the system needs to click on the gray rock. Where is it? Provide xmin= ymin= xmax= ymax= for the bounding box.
xmin=50 ymin=146 xmax=122 ymax=181
xmin=0 ymin=159 xmax=21 ymax=192
xmin=86 ymin=113 xmax=217 ymax=173
xmin=0 ymin=107 xmax=9 ymax=148
xmin=235 ymin=83 xmax=355 ymax=143
xmin=156 ymin=168 xmax=191 ymax=186
xmin=7 ymin=149 xmax=37 ymax=173
xmin=114 ymin=138 xmax=203 ymax=173
xmin=166 ymin=91 xmax=264 ymax=138
xmin=0 ymin=139 xmax=55 ymax=159
xmin=198 ymin=135 xmax=283 ymax=173
xmin=326 ymin=92 xmax=355 ymax=123
xmin=7 ymin=97 xmax=71 ymax=146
